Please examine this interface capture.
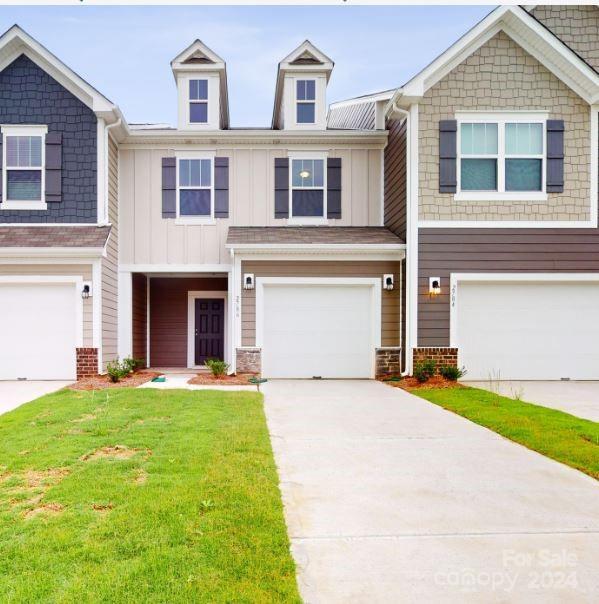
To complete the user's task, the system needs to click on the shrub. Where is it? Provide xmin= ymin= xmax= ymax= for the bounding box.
xmin=122 ymin=357 xmax=136 ymax=374
xmin=205 ymin=358 xmax=229 ymax=378
xmin=133 ymin=358 xmax=146 ymax=370
xmin=106 ymin=359 xmax=129 ymax=383
xmin=439 ymin=365 xmax=467 ymax=381
xmin=413 ymin=359 xmax=436 ymax=383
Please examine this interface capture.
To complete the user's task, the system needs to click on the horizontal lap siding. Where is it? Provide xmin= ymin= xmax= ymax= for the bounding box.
xmin=384 ymin=118 xmax=407 ymax=239
xmin=418 ymin=228 xmax=599 ymax=346
xmin=241 ymin=260 xmax=401 ymax=347
xmin=149 ymin=277 xmax=227 ymax=367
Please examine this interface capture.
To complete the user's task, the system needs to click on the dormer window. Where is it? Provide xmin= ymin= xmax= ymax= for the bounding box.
xmin=296 ymin=80 xmax=316 ymax=124
xmin=189 ymin=79 xmax=208 ymax=123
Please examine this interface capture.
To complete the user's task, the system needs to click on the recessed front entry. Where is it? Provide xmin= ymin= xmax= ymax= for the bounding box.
xmin=194 ymin=298 xmax=224 ymax=364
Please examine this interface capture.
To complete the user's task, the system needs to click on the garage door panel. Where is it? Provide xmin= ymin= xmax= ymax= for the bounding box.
xmin=457 ymin=281 xmax=599 ymax=381
xmin=262 ymin=284 xmax=374 ymax=379
xmin=0 ymin=283 xmax=77 ymax=380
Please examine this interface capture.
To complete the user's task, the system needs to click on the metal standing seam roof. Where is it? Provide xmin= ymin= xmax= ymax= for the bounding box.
xmin=0 ymin=225 xmax=111 ymax=248
xmin=226 ymin=226 xmax=404 ymax=246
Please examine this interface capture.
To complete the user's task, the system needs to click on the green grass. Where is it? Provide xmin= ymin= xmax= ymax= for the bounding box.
xmin=0 ymin=387 xmax=300 ymax=603
xmin=413 ymin=387 xmax=599 ymax=480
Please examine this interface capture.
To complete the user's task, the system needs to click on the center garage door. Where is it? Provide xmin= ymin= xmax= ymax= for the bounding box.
xmin=260 ymin=282 xmax=378 ymax=378
xmin=0 ymin=282 xmax=78 ymax=380
xmin=455 ymin=279 xmax=599 ymax=381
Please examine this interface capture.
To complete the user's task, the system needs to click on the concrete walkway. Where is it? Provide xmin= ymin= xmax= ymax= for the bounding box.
xmin=138 ymin=373 xmax=256 ymax=391
xmin=263 ymin=380 xmax=599 ymax=603
xmin=0 ymin=381 xmax=72 ymax=415
xmin=466 ymin=381 xmax=599 ymax=422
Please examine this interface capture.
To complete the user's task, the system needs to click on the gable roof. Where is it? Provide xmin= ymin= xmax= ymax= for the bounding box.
xmin=0 ymin=24 xmax=116 ymax=118
xmin=386 ymin=5 xmax=599 ymax=112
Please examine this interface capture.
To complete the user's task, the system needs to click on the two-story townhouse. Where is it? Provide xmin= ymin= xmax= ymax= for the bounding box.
xmin=332 ymin=4 xmax=599 ymax=381
xmin=0 ymin=25 xmax=122 ymax=381
xmin=0 ymin=29 xmax=406 ymax=381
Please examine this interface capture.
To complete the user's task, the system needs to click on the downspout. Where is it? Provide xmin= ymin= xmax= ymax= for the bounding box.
xmin=103 ymin=118 xmax=122 ymax=225
xmin=391 ymin=103 xmax=411 ymax=376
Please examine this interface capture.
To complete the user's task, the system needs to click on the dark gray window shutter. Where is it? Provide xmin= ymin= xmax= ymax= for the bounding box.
xmin=162 ymin=157 xmax=176 ymax=218
xmin=439 ymin=120 xmax=457 ymax=193
xmin=274 ymin=158 xmax=289 ymax=218
xmin=45 ymin=132 xmax=62 ymax=203
xmin=546 ymin=120 xmax=564 ymax=193
xmin=214 ymin=157 xmax=229 ymax=218
xmin=327 ymin=157 xmax=342 ymax=219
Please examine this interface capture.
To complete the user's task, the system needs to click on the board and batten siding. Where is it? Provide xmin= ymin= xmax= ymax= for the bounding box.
xmin=101 ymin=135 xmax=119 ymax=370
xmin=119 ymin=147 xmax=383 ymax=266
xmin=418 ymin=228 xmax=599 ymax=347
xmin=240 ymin=260 xmax=401 ymax=348
xmin=0 ymin=264 xmax=93 ymax=346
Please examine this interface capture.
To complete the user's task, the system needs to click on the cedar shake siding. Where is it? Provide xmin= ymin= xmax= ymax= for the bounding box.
xmin=419 ymin=31 xmax=591 ymax=222
xmin=240 ymin=260 xmax=401 ymax=348
xmin=132 ymin=273 xmax=147 ymax=365
xmin=0 ymin=54 xmax=97 ymax=223
xmin=418 ymin=229 xmax=599 ymax=347
xmin=149 ymin=277 xmax=227 ymax=367
xmin=529 ymin=5 xmax=599 ymax=72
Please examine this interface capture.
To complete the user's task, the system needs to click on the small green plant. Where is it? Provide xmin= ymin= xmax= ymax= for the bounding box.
xmin=133 ymin=358 xmax=146 ymax=370
xmin=413 ymin=359 xmax=437 ymax=383
xmin=122 ymin=357 xmax=136 ymax=374
xmin=200 ymin=499 xmax=215 ymax=513
xmin=106 ymin=359 xmax=129 ymax=383
xmin=205 ymin=358 xmax=229 ymax=378
xmin=439 ymin=365 xmax=467 ymax=381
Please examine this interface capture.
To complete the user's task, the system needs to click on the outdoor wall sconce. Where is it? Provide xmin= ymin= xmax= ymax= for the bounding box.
xmin=429 ymin=277 xmax=441 ymax=297
xmin=243 ymin=273 xmax=255 ymax=290
xmin=81 ymin=283 xmax=92 ymax=299
xmin=383 ymin=274 xmax=394 ymax=291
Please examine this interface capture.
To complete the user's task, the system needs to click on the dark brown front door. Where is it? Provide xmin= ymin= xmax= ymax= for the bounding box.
xmin=194 ymin=298 xmax=224 ymax=365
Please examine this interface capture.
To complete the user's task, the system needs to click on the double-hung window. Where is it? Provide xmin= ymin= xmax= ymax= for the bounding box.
xmin=296 ymin=80 xmax=316 ymax=124
xmin=290 ymin=156 xmax=326 ymax=221
xmin=2 ymin=125 xmax=47 ymax=210
xmin=177 ymin=157 xmax=213 ymax=221
xmin=457 ymin=113 xmax=547 ymax=200
xmin=189 ymin=79 xmax=208 ymax=124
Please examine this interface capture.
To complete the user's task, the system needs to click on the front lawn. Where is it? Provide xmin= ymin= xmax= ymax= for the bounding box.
xmin=413 ymin=387 xmax=599 ymax=480
xmin=0 ymin=388 xmax=299 ymax=603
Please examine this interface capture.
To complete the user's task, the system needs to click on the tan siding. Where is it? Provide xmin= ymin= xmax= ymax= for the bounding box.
xmin=419 ymin=31 xmax=591 ymax=222
xmin=240 ymin=260 xmax=401 ymax=347
xmin=530 ymin=5 xmax=599 ymax=72
xmin=120 ymin=145 xmax=384 ymax=265
xmin=0 ymin=264 xmax=93 ymax=346
xmin=101 ymin=135 xmax=119 ymax=370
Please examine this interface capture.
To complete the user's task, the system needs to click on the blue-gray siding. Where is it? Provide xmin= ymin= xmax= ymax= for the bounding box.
xmin=0 ymin=54 xmax=97 ymax=223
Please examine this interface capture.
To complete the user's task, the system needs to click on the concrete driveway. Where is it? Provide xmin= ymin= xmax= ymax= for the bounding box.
xmin=263 ymin=380 xmax=599 ymax=603
xmin=0 ymin=381 xmax=72 ymax=415
xmin=466 ymin=381 xmax=599 ymax=422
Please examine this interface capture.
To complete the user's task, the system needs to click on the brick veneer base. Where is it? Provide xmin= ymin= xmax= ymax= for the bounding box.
xmin=236 ymin=348 xmax=261 ymax=374
xmin=413 ymin=347 xmax=458 ymax=372
xmin=375 ymin=347 xmax=402 ymax=376
xmin=76 ymin=347 xmax=98 ymax=379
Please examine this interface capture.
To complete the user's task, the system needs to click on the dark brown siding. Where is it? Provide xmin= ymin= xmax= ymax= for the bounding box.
xmin=384 ymin=118 xmax=407 ymax=239
xmin=418 ymin=228 xmax=599 ymax=346
xmin=150 ymin=277 xmax=227 ymax=367
xmin=132 ymin=273 xmax=147 ymax=364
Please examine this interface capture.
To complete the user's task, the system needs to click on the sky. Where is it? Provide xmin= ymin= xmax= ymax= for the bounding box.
xmin=0 ymin=5 xmax=493 ymax=127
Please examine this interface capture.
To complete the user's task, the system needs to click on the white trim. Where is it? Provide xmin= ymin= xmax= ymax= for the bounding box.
xmin=0 ymin=223 xmax=110 ymax=227
xmin=92 ymin=258 xmax=102 ymax=368
xmin=118 ymin=263 xmax=231 ymax=274
xmin=449 ymin=272 xmax=599 ymax=349
xmin=0 ymin=274 xmax=83 ymax=347
xmin=227 ymin=260 xmax=236 ymax=374
xmin=419 ymin=220 xmax=597 ymax=229
xmin=590 ymin=105 xmax=598 ymax=227
xmin=255 ymin=276 xmax=381 ymax=378
xmin=96 ymin=118 xmax=106 ymax=224
xmin=1 ymin=124 xmax=47 ymax=209
xmin=453 ymin=192 xmax=548 ymax=203
xmin=288 ymin=151 xmax=328 ymax=223
xmin=226 ymin=243 xmax=405 ymax=251
xmin=329 ymin=90 xmax=394 ymax=110
xmin=0 ymin=247 xmax=106 ymax=258
xmin=175 ymin=152 xmax=216 ymax=223
xmin=186 ymin=291 xmax=229 ymax=369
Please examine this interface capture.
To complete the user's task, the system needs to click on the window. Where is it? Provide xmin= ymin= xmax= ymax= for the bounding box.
xmin=189 ymin=79 xmax=208 ymax=123
xmin=457 ymin=114 xmax=546 ymax=200
xmin=296 ymin=80 xmax=315 ymax=124
xmin=290 ymin=158 xmax=325 ymax=219
xmin=2 ymin=125 xmax=47 ymax=210
xmin=177 ymin=158 xmax=213 ymax=219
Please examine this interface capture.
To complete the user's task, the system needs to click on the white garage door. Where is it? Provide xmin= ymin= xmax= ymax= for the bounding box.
xmin=261 ymin=283 xmax=376 ymax=378
xmin=0 ymin=282 xmax=78 ymax=380
xmin=456 ymin=280 xmax=599 ymax=380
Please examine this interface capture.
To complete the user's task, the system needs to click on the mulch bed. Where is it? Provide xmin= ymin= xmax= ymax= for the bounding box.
xmin=68 ymin=370 xmax=161 ymax=391
xmin=188 ymin=373 xmax=258 ymax=386
xmin=380 ymin=374 xmax=464 ymax=391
